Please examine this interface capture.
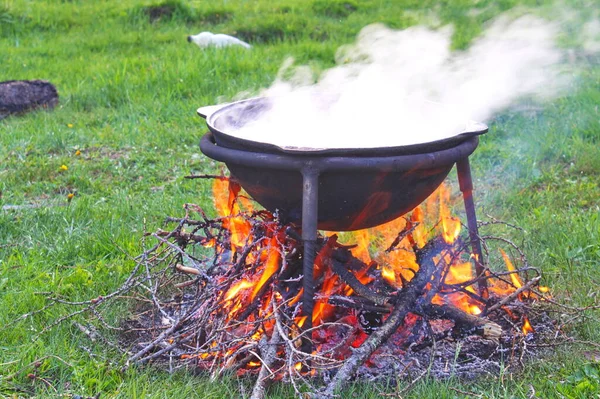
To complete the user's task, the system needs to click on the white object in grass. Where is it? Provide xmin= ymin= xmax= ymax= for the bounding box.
xmin=187 ymin=32 xmax=251 ymax=49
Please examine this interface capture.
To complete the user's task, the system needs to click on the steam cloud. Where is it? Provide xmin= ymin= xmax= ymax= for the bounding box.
xmin=226 ymin=15 xmax=571 ymax=150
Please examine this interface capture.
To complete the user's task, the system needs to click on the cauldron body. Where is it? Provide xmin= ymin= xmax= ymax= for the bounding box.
xmin=200 ymin=133 xmax=480 ymax=231
xmin=198 ymin=97 xmax=486 ymax=231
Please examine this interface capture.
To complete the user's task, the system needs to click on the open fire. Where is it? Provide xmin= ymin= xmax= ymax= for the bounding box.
xmin=118 ymin=175 xmax=547 ymax=397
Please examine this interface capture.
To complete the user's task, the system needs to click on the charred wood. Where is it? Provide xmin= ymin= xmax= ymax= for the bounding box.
xmin=422 ymin=304 xmax=502 ymax=341
xmin=327 ymin=295 xmax=391 ymax=314
xmin=321 ymin=238 xmax=449 ymax=396
xmin=330 ymin=256 xmax=389 ymax=305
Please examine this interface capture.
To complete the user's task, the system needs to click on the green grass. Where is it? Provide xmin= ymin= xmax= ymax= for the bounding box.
xmin=1 ymin=0 xmax=599 ymax=397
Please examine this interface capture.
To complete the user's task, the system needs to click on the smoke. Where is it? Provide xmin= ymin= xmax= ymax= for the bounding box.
xmin=581 ymin=18 xmax=600 ymax=53
xmin=225 ymin=15 xmax=569 ymax=150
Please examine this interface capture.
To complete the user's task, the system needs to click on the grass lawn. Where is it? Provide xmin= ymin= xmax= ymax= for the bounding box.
xmin=1 ymin=0 xmax=599 ymax=397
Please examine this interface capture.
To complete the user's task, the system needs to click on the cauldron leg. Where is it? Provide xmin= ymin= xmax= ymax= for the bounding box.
xmin=456 ymin=158 xmax=488 ymax=295
xmin=301 ymin=168 xmax=319 ymax=356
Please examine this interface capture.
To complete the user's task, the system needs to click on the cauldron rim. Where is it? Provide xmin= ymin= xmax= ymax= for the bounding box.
xmin=200 ymin=97 xmax=488 ymax=157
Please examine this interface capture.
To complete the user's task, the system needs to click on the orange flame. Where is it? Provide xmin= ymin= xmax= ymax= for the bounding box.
xmin=439 ymin=185 xmax=461 ymax=244
xmin=224 ymin=280 xmax=254 ymax=302
xmin=251 ymin=238 xmax=281 ymax=301
xmin=499 ymin=248 xmax=523 ymax=288
xmin=212 ymin=178 xmax=235 ymax=218
xmin=447 ymin=261 xmax=475 ymax=286
xmin=522 ymin=316 xmax=534 ymax=335
xmin=381 ymin=266 xmax=396 ymax=285
xmin=212 ymin=179 xmax=252 ymax=249
xmin=352 ymin=230 xmax=372 ymax=265
xmin=203 ymin=237 xmax=216 ymax=248
xmin=335 ymin=183 xmax=486 ymax=317
xmin=313 ymin=268 xmax=338 ymax=324
xmin=296 ymin=316 xmax=307 ymax=328
xmin=411 ymin=207 xmax=426 ymax=248
xmin=442 ymin=216 xmax=461 ymax=244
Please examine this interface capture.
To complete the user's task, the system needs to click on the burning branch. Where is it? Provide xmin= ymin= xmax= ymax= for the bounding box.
xmin=321 ymin=238 xmax=447 ymax=396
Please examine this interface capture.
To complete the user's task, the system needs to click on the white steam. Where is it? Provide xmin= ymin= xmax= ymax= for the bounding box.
xmin=226 ymin=15 xmax=565 ymax=150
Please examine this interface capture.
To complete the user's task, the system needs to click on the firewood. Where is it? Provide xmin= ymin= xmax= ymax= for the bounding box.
xmin=422 ymin=304 xmax=502 ymax=341
xmin=329 ymin=250 xmax=390 ymax=305
xmin=237 ymin=275 xmax=277 ymax=321
xmin=330 ymin=258 xmax=389 ymax=305
xmin=327 ymin=295 xmax=391 ymax=314
xmin=321 ymin=238 xmax=450 ymax=397
xmin=250 ymin=330 xmax=281 ymax=399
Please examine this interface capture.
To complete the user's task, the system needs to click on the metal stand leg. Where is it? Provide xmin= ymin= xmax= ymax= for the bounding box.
xmin=456 ymin=158 xmax=488 ymax=295
xmin=301 ymin=168 xmax=319 ymax=355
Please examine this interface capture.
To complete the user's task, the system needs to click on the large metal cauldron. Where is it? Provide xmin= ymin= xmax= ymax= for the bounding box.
xmin=198 ymin=97 xmax=487 ymax=232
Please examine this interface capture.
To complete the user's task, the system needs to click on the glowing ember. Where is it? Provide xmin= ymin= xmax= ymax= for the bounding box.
xmin=381 ymin=266 xmax=396 ymax=286
xmin=470 ymin=305 xmax=482 ymax=315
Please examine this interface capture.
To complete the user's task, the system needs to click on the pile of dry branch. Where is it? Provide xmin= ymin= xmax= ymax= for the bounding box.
xmin=27 ymin=181 xmax=565 ymax=398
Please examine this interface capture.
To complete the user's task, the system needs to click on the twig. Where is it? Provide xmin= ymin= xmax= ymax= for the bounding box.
xmin=485 ymin=276 xmax=541 ymax=314
xmin=175 ymin=263 xmax=201 ymax=275
xmin=398 ymin=368 xmax=428 ymax=396
xmin=250 ymin=322 xmax=282 ymax=399
xmin=184 ymin=174 xmax=228 ymax=180
xmin=449 ymin=387 xmax=484 ymax=398
xmin=327 ymin=295 xmax=392 ymax=314
xmin=3 ymin=355 xmax=74 ymax=382
xmin=2 ymin=202 xmax=67 ymax=211
xmin=385 ymin=222 xmax=418 ymax=253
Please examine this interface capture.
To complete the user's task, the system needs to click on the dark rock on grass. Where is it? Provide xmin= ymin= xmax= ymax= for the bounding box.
xmin=141 ymin=0 xmax=194 ymax=23
xmin=146 ymin=4 xmax=177 ymax=22
xmin=312 ymin=0 xmax=358 ymax=19
xmin=136 ymin=0 xmax=232 ymax=25
xmin=235 ymin=26 xmax=286 ymax=44
xmin=0 ymin=80 xmax=58 ymax=119
xmin=233 ymin=16 xmax=306 ymax=44
xmin=197 ymin=9 xmax=233 ymax=25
